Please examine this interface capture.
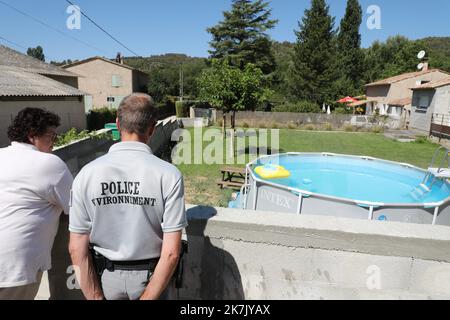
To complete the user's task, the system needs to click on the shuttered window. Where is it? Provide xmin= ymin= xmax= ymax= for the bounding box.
xmin=112 ymin=75 xmax=122 ymax=88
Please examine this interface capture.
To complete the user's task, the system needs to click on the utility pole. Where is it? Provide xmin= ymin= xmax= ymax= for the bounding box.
xmin=179 ymin=63 xmax=184 ymax=102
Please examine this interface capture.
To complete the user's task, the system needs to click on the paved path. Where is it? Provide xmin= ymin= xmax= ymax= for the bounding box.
xmin=383 ymin=129 xmax=424 ymax=141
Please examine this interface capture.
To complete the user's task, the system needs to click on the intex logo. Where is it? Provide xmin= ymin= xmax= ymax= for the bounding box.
xmin=260 ymin=189 xmax=292 ymax=209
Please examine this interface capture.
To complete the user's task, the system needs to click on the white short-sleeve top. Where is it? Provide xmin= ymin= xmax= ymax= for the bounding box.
xmin=0 ymin=142 xmax=73 ymax=288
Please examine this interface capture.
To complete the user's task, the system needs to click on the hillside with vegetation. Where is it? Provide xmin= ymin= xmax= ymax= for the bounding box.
xmin=121 ymin=36 xmax=450 ymax=109
xmin=114 ymin=0 xmax=449 ymax=113
xmin=124 ymin=54 xmax=208 ymax=103
xmin=422 ymin=37 xmax=450 ymax=71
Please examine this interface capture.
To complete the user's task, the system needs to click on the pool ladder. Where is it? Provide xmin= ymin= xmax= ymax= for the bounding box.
xmin=410 ymin=146 xmax=450 ymax=200
xmin=240 ymin=167 xmax=251 ymax=209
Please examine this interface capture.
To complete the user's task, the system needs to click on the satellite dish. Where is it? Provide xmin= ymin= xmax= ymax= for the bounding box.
xmin=418 ymin=50 xmax=426 ymax=60
xmin=417 ymin=63 xmax=424 ymax=70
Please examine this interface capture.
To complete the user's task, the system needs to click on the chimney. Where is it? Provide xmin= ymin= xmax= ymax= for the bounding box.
xmin=422 ymin=59 xmax=429 ymax=72
xmin=115 ymin=52 xmax=124 ymax=64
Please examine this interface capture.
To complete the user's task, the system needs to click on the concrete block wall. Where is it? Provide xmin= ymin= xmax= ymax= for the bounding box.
xmin=215 ymin=111 xmax=402 ymax=130
xmin=178 ymin=206 xmax=450 ymax=300
xmin=37 ymin=205 xmax=450 ymax=300
xmin=53 ymin=129 xmax=114 ymax=176
xmin=217 ymin=111 xmax=354 ymax=128
xmin=190 ymin=108 xmax=217 ymax=124
xmin=180 ymin=118 xmax=209 ymax=128
xmin=53 ymin=116 xmax=180 ymax=177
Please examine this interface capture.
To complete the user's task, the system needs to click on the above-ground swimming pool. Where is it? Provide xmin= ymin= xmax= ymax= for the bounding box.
xmin=233 ymin=153 xmax=450 ymax=226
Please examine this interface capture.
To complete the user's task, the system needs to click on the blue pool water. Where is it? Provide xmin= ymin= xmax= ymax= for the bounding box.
xmin=253 ymin=154 xmax=450 ymax=204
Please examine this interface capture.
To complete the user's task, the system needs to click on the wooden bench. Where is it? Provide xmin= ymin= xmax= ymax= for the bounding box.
xmin=217 ymin=180 xmax=245 ymax=189
xmin=218 ymin=166 xmax=246 ymax=189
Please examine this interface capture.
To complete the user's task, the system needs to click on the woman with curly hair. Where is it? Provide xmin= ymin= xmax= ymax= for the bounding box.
xmin=0 ymin=108 xmax=73 ymax=300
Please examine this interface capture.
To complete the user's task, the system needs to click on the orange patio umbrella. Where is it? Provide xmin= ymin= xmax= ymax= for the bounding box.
xmin=337 ymin=96 xmax=359 ymax=104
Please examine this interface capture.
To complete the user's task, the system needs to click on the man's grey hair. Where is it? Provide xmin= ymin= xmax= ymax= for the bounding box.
xmin=117 ymin=93 xmax=158 ymax=135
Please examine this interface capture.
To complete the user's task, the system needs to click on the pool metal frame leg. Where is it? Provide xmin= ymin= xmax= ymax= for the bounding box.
xmin=252 ymin=180 xmax=258 ymax=210
xmin=297 ymin=194 xmax=303 ymax=215
xmin=432 ymin=206 xmax=440 ymax=225
xmin=368 ymin=206 xmax=374 ymax=220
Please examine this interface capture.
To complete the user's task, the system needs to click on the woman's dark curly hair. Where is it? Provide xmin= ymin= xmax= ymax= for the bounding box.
xmin=7 ymin=108 xmax=61 ymax=143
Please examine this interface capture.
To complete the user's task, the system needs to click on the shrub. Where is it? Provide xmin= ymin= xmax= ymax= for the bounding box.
xmin=242 ymin=121 xmax=250 ymax=129
xmin=305 ymin=124 xmax=315 ymax=131
xmin=369 ymin=112 xmax=389 ymax=126
xmin=288 ymin=123 xmax=297 ymax=129
xmin=55 ymin=128 xmax=110 ymax=147
xmin=371 ymin=126 xmax=384 ymax=134
xmin=259 ymin=122 xmax=267 ymax=129
xmin=334 ymin=106 xmax=353 ymax=114
xmin=271 ymin=122 xmax=279 ymax=129
xmin=273 ymin=100 xmax=321 ymax=113
xmin=175 ymin=101 xmax=187 ymax=118
xmin=193 ymin=101 xmax=213 ymax=109
xmin=324 ymin=123 xmax=333 ymax=131
xmin=155 ymin=99 xmax=176 ymax=119
xmin=415 ymin=135 xmax=428 ymax=144
xmin=86 ymin=107 xmax=117 ymax=131
xmin=55 ymin=128 xmax=89 ymax=147
xmin=343 ymin=124 xmax=354 ymax=132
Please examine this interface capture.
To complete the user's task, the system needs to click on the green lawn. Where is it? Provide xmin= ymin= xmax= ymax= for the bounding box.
xmin=175 ymin=128 xmax=440 ymax=207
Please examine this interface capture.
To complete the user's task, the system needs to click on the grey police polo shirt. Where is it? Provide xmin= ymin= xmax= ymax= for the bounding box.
xmin=69 ymin=141 xmax=187 ymax=261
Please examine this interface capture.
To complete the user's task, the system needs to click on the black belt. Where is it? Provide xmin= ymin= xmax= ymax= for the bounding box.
xmin=106 ymin=258 xmax=160 ymax=272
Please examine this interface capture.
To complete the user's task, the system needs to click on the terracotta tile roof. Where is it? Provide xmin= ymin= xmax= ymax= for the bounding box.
xmin=412 ymin=77 xmax=450 ymax=90
xmin=387 ymin=97 xmax=412 ymax=106
xmin=365 ymin=69 xmax=450 ymax=87
xmin=63 ymin=56 xmax=148 ymax=75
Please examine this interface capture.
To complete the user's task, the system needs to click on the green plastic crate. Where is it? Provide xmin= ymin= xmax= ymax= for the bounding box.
xmin=105 ymin=123 xmax=121 ymax=141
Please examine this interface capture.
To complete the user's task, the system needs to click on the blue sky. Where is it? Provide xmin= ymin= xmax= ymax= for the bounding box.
xmin=0 ymin=0 xmax=449 ymax=61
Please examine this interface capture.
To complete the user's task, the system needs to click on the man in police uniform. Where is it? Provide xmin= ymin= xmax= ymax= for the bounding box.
xmin=69 ymin=93 xmax=187 ymax=300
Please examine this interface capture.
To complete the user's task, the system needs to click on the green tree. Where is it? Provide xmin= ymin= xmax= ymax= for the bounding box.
xmin=271 ymin=41 xmax=295 ymax=98
xmin=416 ymin=37 xmax=450 ymax=72
xmin=125 ymin=54 xmax=208 ymax=102
xmin=50 ymin=59 xmax=73 ymax=66
xmin=363 ymin=36 xmax=431 ymax=83
xmin=291 ymin=0 xmax=337 ymax=104
xmin=335 ymin=0 xmax=364 ymax=96
xmin=207 ymin=0 xmax=278 ymax=75
xmin=27 ymin=46 xmax=45 ymax=61
xmin=198 ymin=59 xmax=271 ymax=131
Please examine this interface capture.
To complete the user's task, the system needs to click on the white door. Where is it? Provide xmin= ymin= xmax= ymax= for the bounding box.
xmin=84 ymin=95 xmax=93 ymax=113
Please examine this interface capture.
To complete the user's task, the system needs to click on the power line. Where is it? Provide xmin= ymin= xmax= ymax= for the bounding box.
xmin=0 ymin=34 xmax=60 ymax=62
xmin=0 ymin=35 xmax=28 ymax=50
xmin=0 ymin=0 xmax=109 ymax=56
xmin=65 ymin=0 xmax=140 ymax=57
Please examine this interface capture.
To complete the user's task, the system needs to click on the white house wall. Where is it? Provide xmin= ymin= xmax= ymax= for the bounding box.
xmin=66 ymin=59 xmax=134 ymax=109
xmin=0 ymin=97 xmax=86 ymax=147
xmin=410 ymin=90 xmax=437 ymax=133
xmin=434 ymin=85 xmax=450 ymax=115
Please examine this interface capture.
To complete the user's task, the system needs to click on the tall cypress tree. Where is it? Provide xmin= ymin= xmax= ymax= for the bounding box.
xmin=336 ymin=0 xmax=364 ymax=95
xmin=207 ymin=0 xmax=278 ymax=75
xmin=291 ymin=0 xmax=337 ymax=103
